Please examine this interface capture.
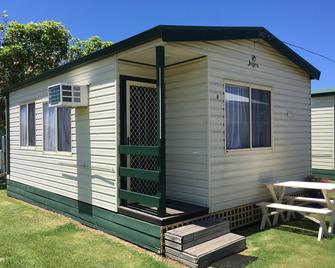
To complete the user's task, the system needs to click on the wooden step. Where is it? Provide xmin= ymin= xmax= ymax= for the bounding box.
xmin=165 ymin=218 xmax=230 ymax=250
xmin=166 ymin=233 xmax=246 ymax=268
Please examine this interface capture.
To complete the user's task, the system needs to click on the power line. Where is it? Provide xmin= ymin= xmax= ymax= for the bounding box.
xmin=283 ymin=41 xmax=335 ymax=64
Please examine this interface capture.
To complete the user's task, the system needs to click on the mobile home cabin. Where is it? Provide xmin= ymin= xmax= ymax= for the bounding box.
xmin=1 ymin=25 xmax=320 ymax=254
xmin=312 ymin=89 xmax=335 ymax=179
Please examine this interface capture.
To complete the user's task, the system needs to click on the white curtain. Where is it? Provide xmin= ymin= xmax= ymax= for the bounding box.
xmin=57 ymin=107 xmax=71 ymax=152
xmin=226 ymin=85 xmax=250 ymax=149
xmin=43 ymin=103 xmax=56 ymax=151
xmin=28 ymin=103 xmax=36 ymax=146
xmin=20 ymin=105 xmax=27 ymax=146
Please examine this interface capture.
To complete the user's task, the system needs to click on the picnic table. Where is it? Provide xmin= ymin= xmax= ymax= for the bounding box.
xmin=258 ymin=180 xmax=335 ymax=241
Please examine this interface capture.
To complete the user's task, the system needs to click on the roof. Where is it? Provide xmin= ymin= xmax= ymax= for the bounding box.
xmin=312 ymin=88 xmax=335 ymax=97
xmin=2 ymin=25 xmax=321 ymax=94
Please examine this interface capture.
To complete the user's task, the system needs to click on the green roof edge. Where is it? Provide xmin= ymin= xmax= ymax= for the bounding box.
xmin=2 ymin=25 xmax=321 ymax=94
xmin=312 ymin=91 xmax=335 ymax=97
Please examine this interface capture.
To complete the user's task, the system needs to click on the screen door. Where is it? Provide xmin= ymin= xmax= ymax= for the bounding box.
xmin=126 ymin=81 xmax=159 ymax=196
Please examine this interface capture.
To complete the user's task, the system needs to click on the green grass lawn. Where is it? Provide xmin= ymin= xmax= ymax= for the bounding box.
xmin=0 ymin=190 xmax=175 ymax=268
xmin=217 ymin=217 xmax=335 ymax=268
xmin=2 ymin=189 xmax=335 ymax=268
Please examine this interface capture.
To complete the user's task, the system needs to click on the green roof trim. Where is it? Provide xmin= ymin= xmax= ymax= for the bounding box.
xmin=312 ymin=88 xmax=335 ymax=97
xmin=2 ymin=25 xmax=320 ymax=94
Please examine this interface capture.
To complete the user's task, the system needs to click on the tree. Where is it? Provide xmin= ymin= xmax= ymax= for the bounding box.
xmin=0 ymin=14 xmax=112 ymax=130
xmin=68 ymin=36 xmax=112 ymax=62
xmin=0 ymin=20 xmax=71 ymax=89
xmin=0 ymin=17 xmax=112 ymax=91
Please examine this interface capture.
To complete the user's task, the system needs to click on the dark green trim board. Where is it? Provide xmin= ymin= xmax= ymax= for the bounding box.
xmin=5 ymin=94 xmax=9 ymax=174
xmin=119 ymin=167 xmax=160 ymax=182
xmin=1 ymin=25 xmax=320 ymax=94
xmin=156 ymin=46 xmax=166 ymax=217
xmin=6 ymin=180 xmax=162 ymax=253
xmin=118 ymin=59 xmax=156 ymax=68
xmin=119 ymin=190 xmax=161 ymax=207
xmin=119 ymin=56 xmax=207 ymax=69
xmin=312 ymin=91 xmax=335 ymax=97
xmin=165 ymin=55 xmax=206 ymax=68
xmin=119 ymin=76 xmax=128 ymax=202
xmin=312 ymin=169 xmax=335 ymax=180
xmin=119 ymin=145 xmax=160 ymax=156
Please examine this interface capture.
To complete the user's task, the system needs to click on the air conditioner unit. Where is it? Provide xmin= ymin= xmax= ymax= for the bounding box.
xmin=48 ymin=83 xmax=88 ymax=107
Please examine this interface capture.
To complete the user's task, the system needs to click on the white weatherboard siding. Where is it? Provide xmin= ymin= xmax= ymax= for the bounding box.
xmin=118 ymin=61 xmax=155 ymax=79
xmin=208 ymin=39 xmax=311 ymax=211
xmin=9 ymin=57 xmax=118 ymax=212
xmin=165 ymin=59 xmax=208 ymax=206
xmin=171 ymin=39 xmax=311 ymax=212
xmin=311 ymin=96 xmax=334 ymax=169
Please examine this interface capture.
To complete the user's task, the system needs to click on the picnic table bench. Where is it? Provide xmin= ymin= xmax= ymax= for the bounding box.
xmin=257 ymin=201 xmax=332 ymax=241
xmin=257 ymin=180 xmax=335 ymax=241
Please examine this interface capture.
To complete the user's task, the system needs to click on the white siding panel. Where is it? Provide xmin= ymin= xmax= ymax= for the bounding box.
xmin=165 ymin=59 xmax=209 ymax=206
xmin=311 ymin=96 xmax=334 ymax=169
xmin=118 ymin=61 xmax=155 ymax=79
xmin=9 ymin=56 xmax=118 ymax=212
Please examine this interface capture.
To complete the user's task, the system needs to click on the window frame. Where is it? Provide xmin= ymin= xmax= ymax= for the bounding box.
xmin=42 ymin=102 xmax=72 ymax=155
xmin=224 ymin=80 xmax=273 ymax=153
xmin=19 ymin=102 xmax=36 ymax=148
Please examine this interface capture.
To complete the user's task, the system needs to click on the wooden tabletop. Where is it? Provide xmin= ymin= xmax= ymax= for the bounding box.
xmin=273 ymin=180 xmax=335 ymax=191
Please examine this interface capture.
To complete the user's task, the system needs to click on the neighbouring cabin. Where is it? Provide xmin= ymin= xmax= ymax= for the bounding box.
xmin=311 ymin=90 xmax=335 ymax=179
xmin=1 ymin=26 xmax=320 ymax=254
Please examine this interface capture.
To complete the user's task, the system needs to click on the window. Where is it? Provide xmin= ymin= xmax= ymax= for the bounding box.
xmin=43 ymin=103 xmax=71 ymax=152
xmin=225 ymin=85 xmax=250 ymax=149
xmin=251 ymin=88 xmax=271 ymax=147
xmin=20 ymin=103 xmax=35 ymax=146
xmin=225 ymin=83 xmax=271 ymax=150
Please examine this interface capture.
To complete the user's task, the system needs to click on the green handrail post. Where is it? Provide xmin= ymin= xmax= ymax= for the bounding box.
xmin=156 ymin=46 xmax=166 ymax=217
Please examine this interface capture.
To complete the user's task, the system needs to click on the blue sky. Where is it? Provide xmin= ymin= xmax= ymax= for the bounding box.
xmin=2 ymin=0 xmax=334 ymax=91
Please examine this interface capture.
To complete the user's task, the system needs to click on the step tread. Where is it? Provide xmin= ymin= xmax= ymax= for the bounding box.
xmin=166 ymin=218 xmax=226 ymax=236
xmin=165 ymin=218 xmax=230 ymax=244
xmin=165 ymin=232 xmax=246 ymax=267
xmin=184 ymin=233 xmax=245 ymax=257
xmin=165 ymin=227 xmax=231 ymax=251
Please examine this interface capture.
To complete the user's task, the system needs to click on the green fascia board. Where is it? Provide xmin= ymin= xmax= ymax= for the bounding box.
xmin=119 ymin=167 xmax=160 ymax=182
xmin=312 ymin=90 xmax=335 ymax=97
xmin=2 ymin=26 xmax=320 ymax=94
xmin=119 ymin=145 xmax=160 ymax=156
xmin=6 ymin=179 xmax=161 ymax=252
xmin=119 ymin=189 xmax=161 ymax=207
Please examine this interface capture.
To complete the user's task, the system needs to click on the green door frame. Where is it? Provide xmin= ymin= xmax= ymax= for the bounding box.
xmin=119 ymin=46 xmax=166 ymax=216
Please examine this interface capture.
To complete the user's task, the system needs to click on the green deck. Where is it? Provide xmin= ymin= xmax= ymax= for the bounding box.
xmin=6 ymin=180 xmax=162 ymax=253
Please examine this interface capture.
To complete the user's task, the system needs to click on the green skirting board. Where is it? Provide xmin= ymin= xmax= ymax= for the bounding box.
xmin=6 ymin=179 xmax=162 ymax=253
xmin=312 ymin=168 xmax=335 ymax=180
